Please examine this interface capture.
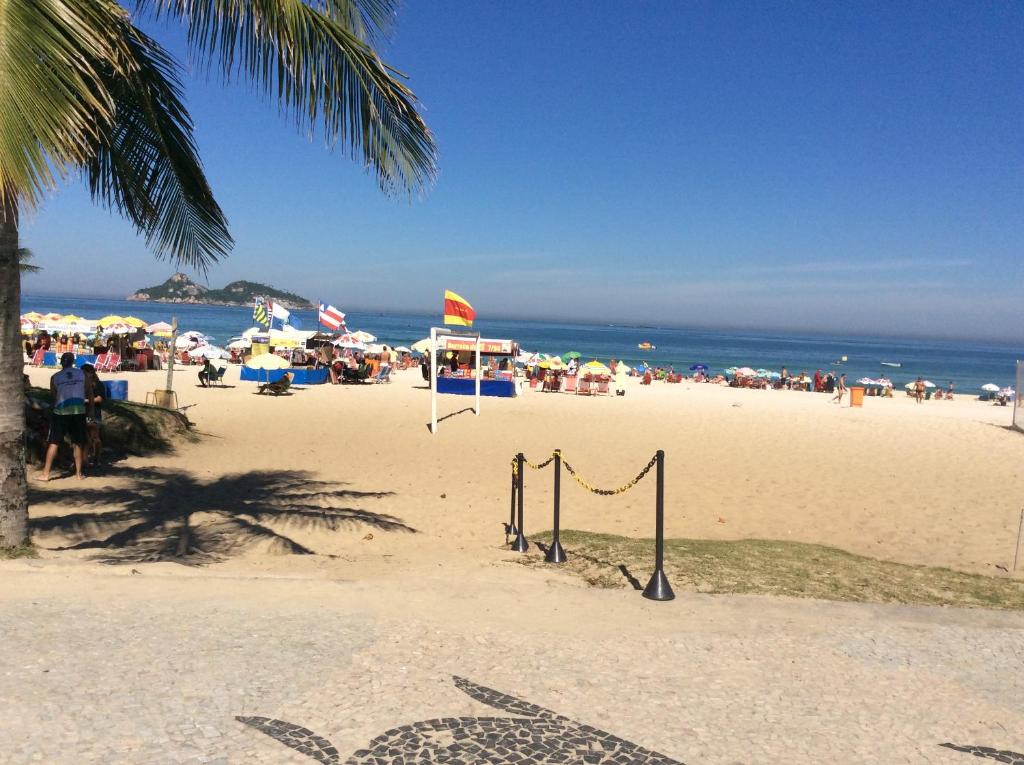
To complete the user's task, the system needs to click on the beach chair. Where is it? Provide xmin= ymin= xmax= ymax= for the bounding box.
xmin=595 ymin=376 xmax=610 ymax=395
xmin=372 ymin=366 xmax=392 ymax=384
xmin=342 ymin=364 xmax=372 ymax=384
xmin=210 ymin=367 xmax=227 ymax=387
xmin=258 ymin=372 xmax=293 ymax=396
xmin=29 ymin=349 xmax=45 ymax=367
xmin=97 ymin=353 xmax=120 ymax=373
xmin=577 ymin=376 xmax=592 ymax=396
xmin=178 ymin=351 xmax=192 ymax=366
xmin=563 ymin=375 xmax=577 ymax=394
xmin=93 ymin=352 xmax=108 ymax=371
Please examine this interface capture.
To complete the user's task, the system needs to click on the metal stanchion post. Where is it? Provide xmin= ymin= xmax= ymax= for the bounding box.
xmin=508 ymin=471 xmax=518 ymax=537
xmin=642 ymin=450 xmax=675 ymax=601
xmin=510 ymin=453 xmax=529 ymax=552
xmin=545 ymin=449 xmax=567 ymax=564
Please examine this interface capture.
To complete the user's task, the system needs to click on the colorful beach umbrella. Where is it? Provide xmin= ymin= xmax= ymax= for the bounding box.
xmin=736 ymin=367 xmax=755 ymax=377
xmin=350 ymin=330 xmax=376 ymax=343
xmin=146 ymin=321 xmax=174 ymax=338
xmin=583 ymin=360 xmax=611 ymax=375
xmin=562 ymin=351 xmax=582 ymax=361
xmin=245 ymin=353 xmax=290 ymax=370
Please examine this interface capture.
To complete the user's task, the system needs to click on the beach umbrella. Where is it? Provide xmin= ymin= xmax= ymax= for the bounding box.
xmin=923 ymin=380 xmax=936 ymax=388
xmin=768 ymin=372 xmax=781 ymax=380
xmin=857 ymin=377 xmax=875 ymax=385
xmin=21 ymin=311 xmax=43 ymax=322
xmin=333 ymin=337 xmax=367 ymax=351
xmin=245 ymin=353 xmax=290 ymax=370
xmin=583 ymin=360 xmax=611 ymax=375
xmin=227 ymin=338 xmax=251 ymax=350
xmin=562 ymin=351 xmax=582 ymax=362
xmin=725 ymin=366 xmax=738 ymax=374
xmin=689 ymin=364 xmax=708 ymax=371
xmin=394 ymin=346 xmax=412 ymax=354
xmin=365 ymin=343 xmax=385 ymax=354
xmin=175 ymin=331 xmax=209 ymax=348
xmin=20 ymin=319 xmax=36 ymax=335
xmin=755 ymin=368 xmax=770 ymax=377
xmin=104 ymin=322 xmax=133 ymax=335
xmin=350 ymin=330 xmax=376 ymax=343
xmin=736 ymin=367 xmax=755 ymax=377
xmin=981 ymin=383 xmax=1000 ymax=392
xmin=146 ymin=321 xmax=174 ymax=337
xmin=547 ymin=357 xmax=565 ymax=370
xmin=410 ymin=338 xmax=432 ymax=353
xmin=121 ymin=316 xmax=147 ymax=328
xmin=96 ymin=314 xmax=126 ymax=326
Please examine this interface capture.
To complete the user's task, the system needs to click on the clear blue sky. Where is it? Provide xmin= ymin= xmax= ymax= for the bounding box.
xmin=21 ymin=1 xmax=1024 ymax=340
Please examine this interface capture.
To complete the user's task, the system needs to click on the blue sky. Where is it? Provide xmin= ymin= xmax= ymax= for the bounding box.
xmin=20 ymin=1 xmax=1024 ymax=339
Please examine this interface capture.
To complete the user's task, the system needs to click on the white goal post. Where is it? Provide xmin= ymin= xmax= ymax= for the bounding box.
xmin=430 ymin=327 xmax=481 ymax=435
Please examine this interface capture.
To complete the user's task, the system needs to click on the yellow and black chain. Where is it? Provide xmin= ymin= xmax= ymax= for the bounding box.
xmin=511 ymin=451 xmax=658 ymax=496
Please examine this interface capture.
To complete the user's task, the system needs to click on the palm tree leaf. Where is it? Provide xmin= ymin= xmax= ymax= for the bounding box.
xmin=84 ymin=21 xmax=232 ymax=270
xmin=138 ymin=0 xmax=437 ymax=196
xmin=0 ymin=0 xmax=128 ymax=208
xmin=17 ymin=248 xmax=41 ymax=274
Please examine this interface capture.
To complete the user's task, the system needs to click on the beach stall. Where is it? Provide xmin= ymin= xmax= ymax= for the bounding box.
xmin=434 ymin=335 xmax=518 ymax=399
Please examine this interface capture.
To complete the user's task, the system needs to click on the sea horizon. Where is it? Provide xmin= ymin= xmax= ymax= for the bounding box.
xmin=21 ymin=291 xmax=1023 ymax=350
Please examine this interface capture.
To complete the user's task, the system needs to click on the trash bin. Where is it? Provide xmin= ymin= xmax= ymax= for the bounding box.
xmin=103 ymin=380 xmax=128 ymax=401
xmin=849 ymin=386 xmax=865 ymax=407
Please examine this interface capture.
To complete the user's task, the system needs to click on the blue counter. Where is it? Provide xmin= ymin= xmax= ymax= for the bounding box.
xmin=240 ymin=367 xmax=328 ymax=385
xmin=437 ymin=377 xmax=516 ymax=398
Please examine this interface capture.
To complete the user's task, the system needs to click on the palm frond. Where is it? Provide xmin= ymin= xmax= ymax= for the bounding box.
xmin=138 ymin=0 xmax=437 ymax=196
xmin=18 ymin=248 xmax=41 ymax=274
xmin=0 ymin=0 xmax=129 ymax=209
xmin=84 ymin=21 xmax=232 ymax=270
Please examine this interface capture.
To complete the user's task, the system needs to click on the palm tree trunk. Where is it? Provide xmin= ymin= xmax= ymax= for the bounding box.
xmin=0 ymin=194 xmax=28 ymax=548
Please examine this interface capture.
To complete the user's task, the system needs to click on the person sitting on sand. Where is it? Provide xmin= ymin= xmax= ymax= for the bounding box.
xmin=36 ymin=352 xmax=91 ymax=482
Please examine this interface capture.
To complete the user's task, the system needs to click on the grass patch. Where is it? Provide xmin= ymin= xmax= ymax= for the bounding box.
xmin=522 ymin=530 xmax=1024 ymax=611
xmin=0 ymin=542 xmax=38 ymax=560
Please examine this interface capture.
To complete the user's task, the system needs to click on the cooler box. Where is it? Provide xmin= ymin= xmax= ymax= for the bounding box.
xmin=103 ymin=380 xmax=128 ymax=401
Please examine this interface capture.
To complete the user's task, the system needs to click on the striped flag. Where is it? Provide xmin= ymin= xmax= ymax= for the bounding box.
xmin=443 ymin=290 xmax=475 ymax=327
xmin=319 ymin=302 xmax=346 ymax=331
xmin=253 ymin=297 xmax=269 ymax=327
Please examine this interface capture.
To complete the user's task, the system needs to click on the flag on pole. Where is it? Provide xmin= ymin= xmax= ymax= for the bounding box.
xmin=253 ymin=297 xmax=269 ymax=327
xmin=318 ymin=302 xmax=346 ymax=331
xmin=268 ymin=300 xmax=291 ymax=330
xmin=443 ymin=290 xmax=475 ymax=327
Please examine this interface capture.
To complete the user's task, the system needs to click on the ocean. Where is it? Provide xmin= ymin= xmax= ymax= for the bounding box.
xmin=22 ymin=294 xmax=1022 ymax=392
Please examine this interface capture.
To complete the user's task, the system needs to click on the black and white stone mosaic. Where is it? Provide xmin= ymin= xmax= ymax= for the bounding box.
xmin=941 ymin=743 xmax=1024 ymax=764
xmin=237 ymin=675 xmax=685 ymax=764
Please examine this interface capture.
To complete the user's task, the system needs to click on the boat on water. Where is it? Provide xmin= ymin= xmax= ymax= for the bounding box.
xmin=881 ymin=361 xmax=902 ymax=368
xmin=637 ymin=342 xmax=655 ymax=350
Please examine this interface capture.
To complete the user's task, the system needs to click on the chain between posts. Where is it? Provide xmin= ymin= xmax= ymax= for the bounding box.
xmin=512 ymin=451 xmax=658 ymax=496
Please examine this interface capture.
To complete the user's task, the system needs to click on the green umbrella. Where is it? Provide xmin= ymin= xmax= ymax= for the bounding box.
xmin=562 ymin=351 xmax=582 ymax=362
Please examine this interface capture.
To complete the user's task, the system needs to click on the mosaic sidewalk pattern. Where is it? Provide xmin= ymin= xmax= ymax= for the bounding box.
xmin=237 ymin=675 xmax=684 ymax=764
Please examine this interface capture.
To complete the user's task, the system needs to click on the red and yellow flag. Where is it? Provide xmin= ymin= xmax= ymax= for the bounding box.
xmin=443 ymin=290 xmax=476 ymax=326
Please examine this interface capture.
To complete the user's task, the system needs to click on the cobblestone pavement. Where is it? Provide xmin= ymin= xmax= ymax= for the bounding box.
xmin=1 ymin=559 xmax=1022 ymax=764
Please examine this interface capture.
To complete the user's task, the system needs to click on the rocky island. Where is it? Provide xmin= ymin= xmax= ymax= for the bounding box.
xmin=127 ymin=273 xmax=315 ymax=309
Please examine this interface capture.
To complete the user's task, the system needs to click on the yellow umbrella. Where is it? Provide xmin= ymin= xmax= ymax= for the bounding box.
xmin=122 ymin=316 xmax=147 ymax=328
xmin=21 ymin=311 xmax=43 ymax=321
xmin=60 ymin=314 xmax=84 ymax=322
xmin=584 ymin=360 xmax=611 ymax=375
xmin=245 ymin=353 xmax=290 ymax=370
xmin=96 ymin=314 xmax=125 ymax=326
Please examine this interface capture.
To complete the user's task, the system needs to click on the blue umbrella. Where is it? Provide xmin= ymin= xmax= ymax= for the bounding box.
xmin=689 ymin=363 xmax=708 ymax=371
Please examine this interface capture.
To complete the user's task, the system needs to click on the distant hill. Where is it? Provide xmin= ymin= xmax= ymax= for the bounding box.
xmin=127 ymin=273 xmax=314 ymax=309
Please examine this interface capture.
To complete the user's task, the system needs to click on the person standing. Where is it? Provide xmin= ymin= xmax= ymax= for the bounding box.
xmin=615 ymin=359 xmax=628 ymax=396
xmin=832 ymin=373 xmax=847 ymax=404
xmin=36 ymin=353 xmax=91 ymax=481
xmin=913 ymin=377 xmax=925 ymax=403
xmin=81 ymin=364 xmax=105 ymax=466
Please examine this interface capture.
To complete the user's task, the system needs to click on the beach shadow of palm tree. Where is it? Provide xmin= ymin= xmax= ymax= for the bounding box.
xmin=29 ymin=466 xmax=413 ymax=565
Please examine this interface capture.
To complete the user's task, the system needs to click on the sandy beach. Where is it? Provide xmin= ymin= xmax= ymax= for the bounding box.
xmin=23 ymin=363 xmax=1024 ymax=577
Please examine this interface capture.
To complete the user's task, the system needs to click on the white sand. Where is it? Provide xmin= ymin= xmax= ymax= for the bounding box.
xmin=24 ymin=363 xmax=1024 ymax=576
